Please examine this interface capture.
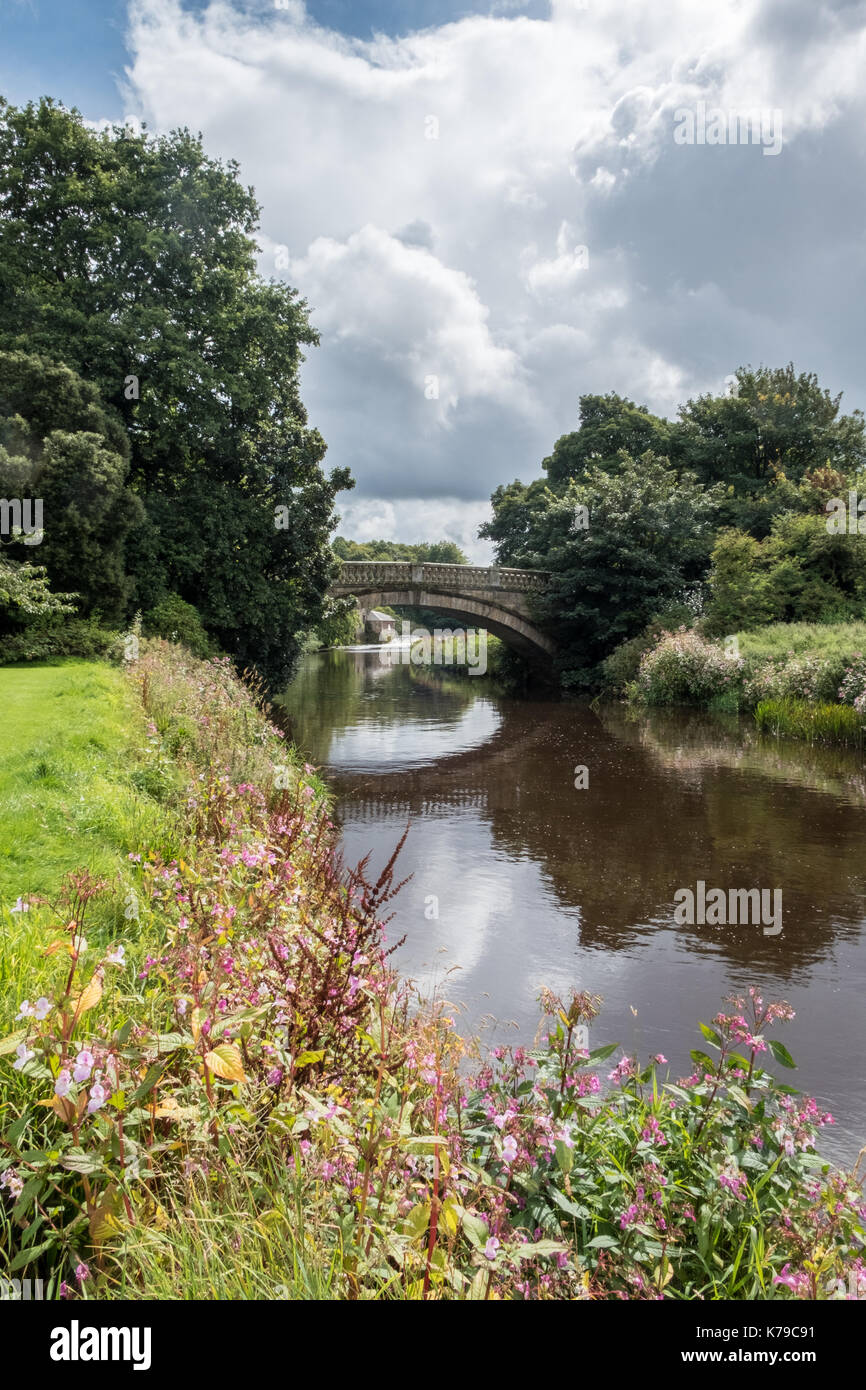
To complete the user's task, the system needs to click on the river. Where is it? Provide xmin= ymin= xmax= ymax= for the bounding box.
xmin=279 ymin=645 xmax=866 ymax=1167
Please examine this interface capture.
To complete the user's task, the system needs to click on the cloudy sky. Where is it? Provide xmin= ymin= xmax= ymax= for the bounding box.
xmin=3 ymin=0 xmax=866 ymax=558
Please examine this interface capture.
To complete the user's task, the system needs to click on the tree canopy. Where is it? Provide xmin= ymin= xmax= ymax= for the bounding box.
xmin=0 ymin=97 xmax=352 ymax=683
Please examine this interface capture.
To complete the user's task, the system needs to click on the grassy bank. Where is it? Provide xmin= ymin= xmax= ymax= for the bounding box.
xmin=626 ymin=622 xmax=866 ymax=746
xmin=1 ymin=647 xmax=864 ymax=1300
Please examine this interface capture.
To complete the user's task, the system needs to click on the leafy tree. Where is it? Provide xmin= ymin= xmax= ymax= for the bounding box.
xmin=479 ymin=478 xmax=552 ymax=565
xmin=0 ymin=351 xmax=142 ymax=623
xmin=0 ymin=555 xmax=75 ymax=635
xmin=331 ymin=538 xmax=469 ymax=564
xmin=542 ymin=393 xmax=673 ymax=488
xmin=672 ymin=365 xmax=866 ymax=535
xmin=706 ymin=513 xmax=866 ymax=633
xmin=0 ymin=97 xmax=351 ymax=685
xmin=527 ymin=454 xmax=720 ymax=687
xmin=142 ymin=593 xmax=213 ymax=657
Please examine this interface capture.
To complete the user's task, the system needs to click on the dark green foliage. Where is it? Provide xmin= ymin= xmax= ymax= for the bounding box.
xmin=542 ymin=392 xmax=673 ymax=488
xmin=331 ymin=537 xmax=468 ymax=564
xmin=673 ymin=365 xmax=866 ymax=536
xmin=142 ymin=594 xmax=213 ymax=658
xmin=0 ymin=351 xmax=142 ymax=623
xmin=484 ymin=454 xmax=719 ymax=689
xmin=0 ymin=97 xmax=351 ymax=685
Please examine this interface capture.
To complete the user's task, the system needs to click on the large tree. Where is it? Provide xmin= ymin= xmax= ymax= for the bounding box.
xmin=542 ymin=393 xmax=673 ymax=488
xmin=0 ymin=97 xmax=352 ymax=683
xmin=486 ymin=454 xmax=720 ymax=688
xmin=672 ymin=365 xmax=866 ymax=535
xmin=0 ymin=351 xmax=142 ymax=623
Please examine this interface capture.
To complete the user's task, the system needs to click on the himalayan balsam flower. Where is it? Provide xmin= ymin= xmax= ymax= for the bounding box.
xmin=106 ymin=944 xmax=126 ymax=966
xmin=15 ymin=1000 xmax=35 ymax=1020
xmin=13 ymin=1042 xmax=35 ymax=1071
xmin=33 ymin=996 xmax=51 ymax=1020
xmin=73 ymin=1049 xmax=95 ymax=1083
xmin=75 ymin=1262 xmax=90 ymax=1285
xmin=501 ymin=1135 xmax=518 ymax=1164
xmin=484 ymin=1237 xmax=500 ymax=1261
xmin=1 ymin=1168 xmax=24 ymax=1200
xmin=54 ymin=1069 xmax=72 ymax=1098
xmin=10 ymin=897 xmax=29 ymax=913
xmin=87 ymin=1080 xmax=107 ymax=1115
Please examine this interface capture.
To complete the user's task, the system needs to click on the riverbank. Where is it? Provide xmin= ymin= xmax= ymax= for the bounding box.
xmin=1 ymin=645 xmax=864 ymax=1300
xmin=623 ymin=622 xmax=866 ymax=746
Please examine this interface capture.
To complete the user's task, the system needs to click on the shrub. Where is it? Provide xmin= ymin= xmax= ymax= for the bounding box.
xmin=602 ymin=603 xmax=697 ymax=693
xmin=0 ymin=617 xmax=120 ymax=665
xmin=142 ymin=594 xmax=213 ymax=659
xmin=837 ymin=654 xmax=866 ymax=712
xmin=743 ymin=653 xmax=841 ymax=706
xmin=634 ymin=629 xmax=743 ymax=706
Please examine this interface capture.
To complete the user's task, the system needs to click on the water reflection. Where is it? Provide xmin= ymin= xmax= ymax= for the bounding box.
xmin=279 ymin=649 xmax=866 ymax=1164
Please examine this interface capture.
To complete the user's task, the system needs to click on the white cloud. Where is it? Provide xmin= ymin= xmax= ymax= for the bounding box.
xmin=117 ymin=0 xmax=866 ymax=545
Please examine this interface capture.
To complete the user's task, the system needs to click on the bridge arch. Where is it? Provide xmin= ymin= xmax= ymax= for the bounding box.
xmin=328 ymin=562 xmax=555 ymax=665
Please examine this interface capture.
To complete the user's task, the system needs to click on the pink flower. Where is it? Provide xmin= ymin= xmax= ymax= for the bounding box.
xmin=87 ymin=1079 xmax=107 ymax=1114
xmin=484 ymin=1236 xmax=500 ymax=1261
xmin=501 ymin=1135 xmax=518 ymax=1164
xmin=73 ymin=1049 xmax=95 ymax=1083
xmin=54 ymin=1069 xmax=72 ymax=1098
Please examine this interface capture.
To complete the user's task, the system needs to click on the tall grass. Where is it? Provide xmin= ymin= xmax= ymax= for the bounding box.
xmin=754 ymin=698 xmax=866 ymax=746
xmin=736 ymin=621 xmax=866 ymax=664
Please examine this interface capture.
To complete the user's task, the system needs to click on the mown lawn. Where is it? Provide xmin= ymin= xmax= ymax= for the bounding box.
xmin=0 ymin=662 xmax=154 ymax=903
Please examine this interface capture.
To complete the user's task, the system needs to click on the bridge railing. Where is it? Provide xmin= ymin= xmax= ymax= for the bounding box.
xmin=333 ymin=561 xmax=549 ymax=592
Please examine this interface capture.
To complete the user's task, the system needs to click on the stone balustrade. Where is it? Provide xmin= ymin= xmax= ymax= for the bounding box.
xmin=332 ymin=561 xmax=549 ymax=592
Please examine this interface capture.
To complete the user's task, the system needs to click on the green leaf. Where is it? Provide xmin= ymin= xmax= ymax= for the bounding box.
xmin=131 ymin=1062 xmax=166 ymax=1104
xmin=513 ymin=1239 xmax=567 ymax=1260
xmin=549 ymin=1187 xmax=590 ymax=1220
xmin=12 ymin=1177 xmax=42 ymax=1221
xmin=555 ymin=1140 xmax=574 ymax=1175
xmin=768 ymin=1040 xmax=796 ymax=1069
xmin=689 ymin=1050 xmax=717 ymax=1074
xmin=586 ymin=1043 xmax=619 ymax=1064
xmin=4 ymin=1113 xmax=28 ymax=1148
xmin=0 ymin=1030 xmax=27 ymax=1056
xmin=10 ymin=1238 xmax=56 ymax=1271
xmin=60 ymin=1150 xmax=104 ymax=1175
xmin=586 ymin=1234 xmax=620 ymax=1250
xmin=293 ymin=1050 xmax=325 ymax=1069
xmin=699 ymin=1022 xmax=723 ymax=1048
xmin=727 ymin=1084 xmax=753 ymax=1112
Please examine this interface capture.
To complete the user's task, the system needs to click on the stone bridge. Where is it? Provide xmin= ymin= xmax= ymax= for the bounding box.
xmin=328 ymin=561 xmax=554 ymax=662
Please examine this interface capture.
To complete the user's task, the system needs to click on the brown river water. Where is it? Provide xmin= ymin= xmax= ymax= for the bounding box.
xmin=279 ymin=646 xmax=866 ymax=1167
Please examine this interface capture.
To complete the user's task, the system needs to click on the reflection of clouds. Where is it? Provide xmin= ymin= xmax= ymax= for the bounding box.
xmin=327 ymin=699 xmax=501 ymax=773
xmin=394 ymin=817 xmax=515 ymax=1001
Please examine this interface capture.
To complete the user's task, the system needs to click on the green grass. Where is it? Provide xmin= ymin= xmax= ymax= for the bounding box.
xmin=0 ymin=661 xmax=177 ymax=904
xmin=754 ymin=697 xmax=865 ymax=746
xmin=736 ymin=620 xmax=866 ymax=664
xmin=0 ymin=660 xmax=183 ymax=1025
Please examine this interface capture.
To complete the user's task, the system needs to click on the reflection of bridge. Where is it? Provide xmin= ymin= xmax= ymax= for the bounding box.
xmin=329 ymin=562 xmax=555 ymax=662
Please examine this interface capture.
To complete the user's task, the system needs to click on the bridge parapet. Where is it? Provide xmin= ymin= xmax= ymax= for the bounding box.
xmin=333 ymin=561 xmax=549 ymax=593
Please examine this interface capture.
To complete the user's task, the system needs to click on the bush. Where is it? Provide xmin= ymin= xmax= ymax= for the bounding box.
xmin=142 ymin=594 xmax=213 ymax=658
xmin=0 ymin=617 xmax=119 ymax=665
xmin=602 ymin=604 xmax=699 ymax=692
xmin=633 ymin=629 xmax=743 ymax=706
xmin=836 ymin=655 xmax=866 ymax=712
xmin=743 ymin=653 xmax=842 ymax=706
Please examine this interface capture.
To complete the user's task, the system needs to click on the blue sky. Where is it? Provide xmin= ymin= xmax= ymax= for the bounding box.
xmin=0 ymin=0 xmax=542 ymax=112
xmin=2 ymin=0 xmax=865 ymax=557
